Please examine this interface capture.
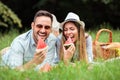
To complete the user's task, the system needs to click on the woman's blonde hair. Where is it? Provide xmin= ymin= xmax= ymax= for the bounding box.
xmin=59 ymin=21 xmax=88 ymax=63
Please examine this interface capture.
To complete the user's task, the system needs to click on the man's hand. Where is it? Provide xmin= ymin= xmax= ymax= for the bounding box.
xmin=15 ymin=47 xmax=48 ymax=71
xmin=33 ymin=47 xmax=48 ymax=65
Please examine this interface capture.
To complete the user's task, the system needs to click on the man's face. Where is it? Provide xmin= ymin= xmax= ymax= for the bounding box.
xmin=31 ymin=16 xmax=52 ymax=43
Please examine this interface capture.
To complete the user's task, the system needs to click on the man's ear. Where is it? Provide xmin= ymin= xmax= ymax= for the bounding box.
xmin=31 ymin=22 xmax=34 ymax=29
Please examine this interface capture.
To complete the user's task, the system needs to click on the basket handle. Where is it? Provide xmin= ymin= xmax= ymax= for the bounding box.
xmin=94 ymin=29 xmax=112 ymax=45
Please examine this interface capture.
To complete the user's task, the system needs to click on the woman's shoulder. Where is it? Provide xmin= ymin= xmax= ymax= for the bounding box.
xmin=85 ymin=33 xmax=92 ymax=39
xmin=49 ymin=33 xmax=57 ymax=39
xmin=85 ymin=33 xmax=89 ymax=39
xmin=57 ymin=33 xmax=62 ymax=39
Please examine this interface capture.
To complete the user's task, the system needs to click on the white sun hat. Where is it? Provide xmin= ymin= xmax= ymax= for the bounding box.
xmin=61 ymin=12 xmax=85 ymax=29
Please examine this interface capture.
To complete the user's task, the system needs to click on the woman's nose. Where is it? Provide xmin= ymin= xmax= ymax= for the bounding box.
xmin=66 ymin=30 xmax=71 ymax=34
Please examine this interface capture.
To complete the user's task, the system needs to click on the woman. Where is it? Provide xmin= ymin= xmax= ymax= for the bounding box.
xmin=57 ymin=12 xmax=93 ymax=64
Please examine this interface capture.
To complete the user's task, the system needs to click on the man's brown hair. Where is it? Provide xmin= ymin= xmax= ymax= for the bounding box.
xmin=33 ymin=10 xmax=53 ymax=22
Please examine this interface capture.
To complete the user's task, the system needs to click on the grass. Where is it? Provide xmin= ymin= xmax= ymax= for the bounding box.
xmin=0 ymin=28 xmax=120 ymax=80
xmin=0 ymin=60 xmax=120 ymax=80
xmin=89 ymin=29 xmax=120 ymax=42
xmin=0 ymin=29 xmax=19 ymax=50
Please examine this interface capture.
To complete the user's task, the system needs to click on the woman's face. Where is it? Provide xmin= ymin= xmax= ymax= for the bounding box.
xmin=63 ymin=22 xmax=78 ymax=43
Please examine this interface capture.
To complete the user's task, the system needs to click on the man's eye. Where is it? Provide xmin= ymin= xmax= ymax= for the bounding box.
xmin=36 ymin=24 xmax=51 ymax=29
xmin=45 ymin=26 xmax=51 ymax=29
xmin=36 ymin=24 xmax=43 ymax=28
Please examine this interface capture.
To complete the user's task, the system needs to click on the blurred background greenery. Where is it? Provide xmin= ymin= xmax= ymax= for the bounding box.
xmin=0 ymin=0 xmax=120 ymax=33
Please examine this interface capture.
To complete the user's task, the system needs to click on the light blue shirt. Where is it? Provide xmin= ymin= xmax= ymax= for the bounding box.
xmin=1 ymin=29 xmax=57 ymax=70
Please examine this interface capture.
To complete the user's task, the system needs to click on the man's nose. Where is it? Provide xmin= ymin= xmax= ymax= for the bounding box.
xmin=41 ymin=27 xmax=46 ymax=32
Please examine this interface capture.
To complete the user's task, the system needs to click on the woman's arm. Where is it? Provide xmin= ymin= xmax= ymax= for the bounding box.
xmin=86 ymin=33 xmax=94 ymax=63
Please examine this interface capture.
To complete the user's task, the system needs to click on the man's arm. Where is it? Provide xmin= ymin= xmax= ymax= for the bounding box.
xmin=1 ymin=38 xmax=46 ymax=71
xmin=16 ymin=51 xmax=46 ymax=71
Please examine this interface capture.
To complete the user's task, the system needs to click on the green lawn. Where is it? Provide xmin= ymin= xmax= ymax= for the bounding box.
xmin=0 ymin=59 xmax=120 ymax=80
xmin=0 ymin=29 xmax=19 ymax=50
xmin=0 ymin=29 xmax=120 ymax=80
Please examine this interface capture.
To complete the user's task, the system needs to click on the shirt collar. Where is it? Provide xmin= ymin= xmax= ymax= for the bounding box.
xmin=30 ymin=30 xmax=36 ymax=47
xmin=30 ymin=30 xmax=52 ymax=46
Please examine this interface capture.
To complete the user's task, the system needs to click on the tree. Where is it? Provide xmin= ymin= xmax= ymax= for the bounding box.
xmin=0 ymin=1 xmax=22 ymax=33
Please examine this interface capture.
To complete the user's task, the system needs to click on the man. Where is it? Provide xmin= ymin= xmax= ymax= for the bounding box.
xmin=1 ymin=10 xmax=57 ymax=71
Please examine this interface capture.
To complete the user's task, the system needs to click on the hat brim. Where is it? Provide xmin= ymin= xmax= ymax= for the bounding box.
xmin=61 ymin=19 xmax=85 ymax=29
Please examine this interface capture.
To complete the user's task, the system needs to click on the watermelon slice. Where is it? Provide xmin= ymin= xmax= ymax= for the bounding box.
xmin=37 ymin=38 xmax=47 ymax=49
xmin=36 ymin=38 xmax=48 ymax=53
xmin=65 ymin=37 xmax=73 ymax=44
xmin=64 ymin=37 xmax=73 ymax=49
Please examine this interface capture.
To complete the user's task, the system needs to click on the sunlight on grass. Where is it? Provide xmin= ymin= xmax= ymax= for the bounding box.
xmin=0 ymin=60 xmax=120 ymax=80
xmin=0 ymin=29 xmax=120 ymax=80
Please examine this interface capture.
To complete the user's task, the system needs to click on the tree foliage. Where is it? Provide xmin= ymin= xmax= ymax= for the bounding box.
xmin=33 ymin=0 xmax=120 ymax=29
xmin=1 ymin=0 xmax=120 ymax=31
xmin=0 ymin=1 xmax=22 ymax=32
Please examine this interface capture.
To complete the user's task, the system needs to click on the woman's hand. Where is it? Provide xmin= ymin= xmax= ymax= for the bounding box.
xmin=63 ymin=43 xmax=75 ymax=62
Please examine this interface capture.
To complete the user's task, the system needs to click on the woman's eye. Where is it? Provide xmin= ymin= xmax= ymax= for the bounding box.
xmin=70 ymin=28 xmax=75 ymax=30
xmin=63 ymin=28 xmax=67 ymax=31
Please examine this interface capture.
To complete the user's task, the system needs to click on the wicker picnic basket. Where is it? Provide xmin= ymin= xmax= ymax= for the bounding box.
xmin=93 ymin=29 xmax=120 ymax=60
